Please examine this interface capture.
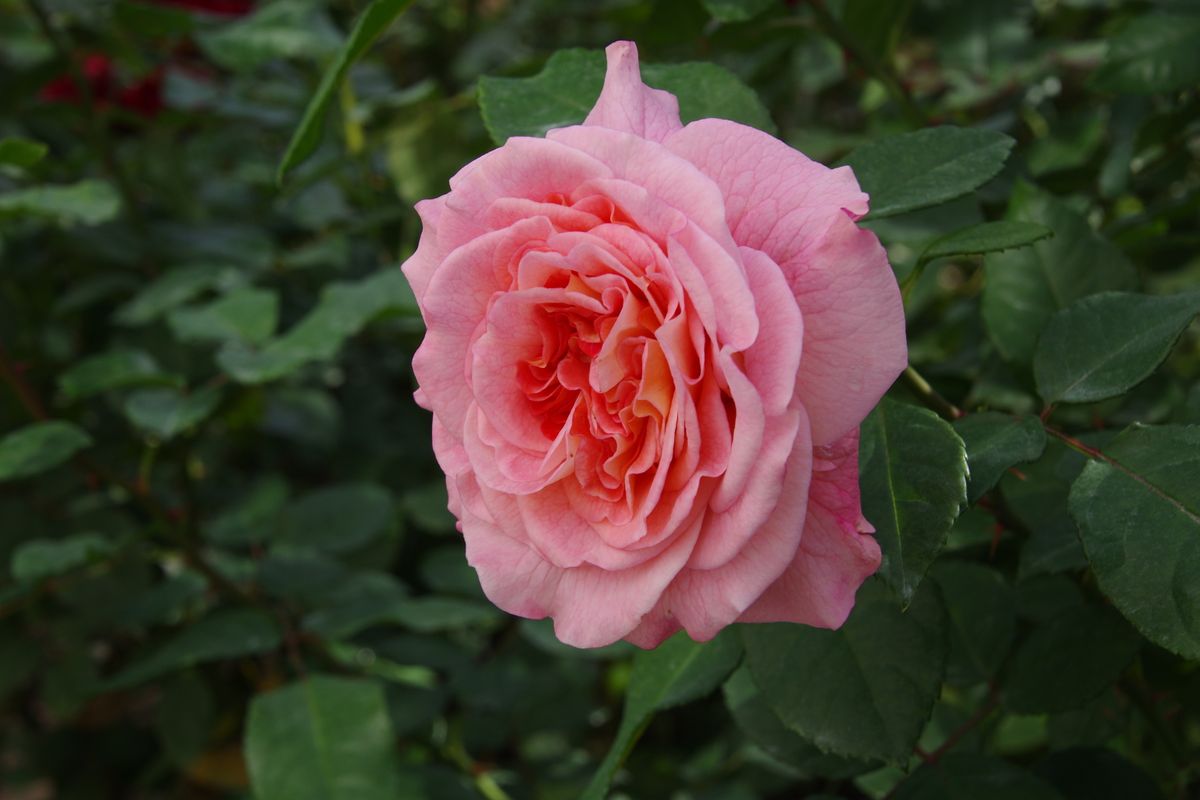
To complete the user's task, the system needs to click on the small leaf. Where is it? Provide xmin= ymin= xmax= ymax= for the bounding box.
xmin=931 ymin=562 xmax=1016 ymax=687
xmin=1091 ymin=13 xmax=1200 ymax=94
xmin=1069 ymin=424 xmax=1200 ymax=659
xmin=478 ymin=48 xmax=774 ymax=145
xmin=843 ymin=127 xmax=1014 ymax=219
xmin=11 ymin=534 xmax=114 ymax=583
xmin=114 ymin=264 xmax=244 ymax=326
xmin=0 ymin=137 xmax=48 ymax=169
xmin=700 ymin=0 xmax=774 ymax=22
xmin=278 ymin=0 xmax=417 ymax=182
xmin=198 ymin=2 xmax=341 ymax=73
xmin=580 ymin=630 xmax=742 ymax=800
xmin=278 ymin=483 xmax=396 ymax=555
xmin=953 ymin=412 xmax=1046 ymax=502
xmin=0 ymin=421 xmax=92 ymax=481
xmin=919 ymin=221 xmax=1052 ymax=265
xmin=982 ymin=183 xmax=1137 ymax=365
xmin=168 ymin=287 xmax=280 ymax=345
xmin=216 ymin=268 xmax=416 ymax=383
xmin=1003 ymin=600 xmax=1140 ymax=713
xmin=1004 ymin=438 xmax=1091 ymax=579
xmin=154 ymin=672 xmax=214 ymax=766
xmin=722 ymin=666 xmax=874 ymax=778
xmin=124 ymin=386 xmax=222 ymax=440
xmin=203 ymin=476 xmax=290 ymax=546
xmin=0 ymin=180 xmax=120 ymax=225
xmin=106 ymin=609 xmax=282 ymax=689
xmin=859 ymin=398 xmax=968 ymax=605
xmin=743 ymin=580 xmax=945 ymax=762
xmin=59 ymin=349 xmax=181 ymax=400
xmin=245 ymin=676 xmax=408 ymax=800
xmin=1034 ymin=291 xmax=1200 ymax=405
xmin=892 ymin=754 xmax=1063 ymax=800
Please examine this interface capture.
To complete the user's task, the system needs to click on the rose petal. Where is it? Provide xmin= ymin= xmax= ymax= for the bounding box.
xmin=738 ymin=428 xmax=882 ymax=629
xmin=583 ymin=41 xmax=682 ymax=143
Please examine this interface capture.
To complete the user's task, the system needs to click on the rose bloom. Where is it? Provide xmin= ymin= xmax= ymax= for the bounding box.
xmin=403 ymin=42 xmax=906 ymax=648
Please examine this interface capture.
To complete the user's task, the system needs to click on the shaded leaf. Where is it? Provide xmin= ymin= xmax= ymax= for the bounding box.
xmin=278 ymin=0 xmax=418 ymax=181
xmin=0 ymin=180 xmax=120 ymax=225
xmin=168 ymin=287 xmax=280 ymax=345
xmin=953 ymin=412 xmax=1046 ymax=502
xmin=0 ymin=421 xmax=92 ymax=482
xmin=892 ymin=754 xmax=1064 ymax=800
xmin=1034 ymin=291 xmax=1200 ymax=404
xmin=919 ymin=221 xmax=1052 ymax=265
xmin=124 ymin=386 xmax=222 ymax=440
xmin=278 ymin=483 xmax=396 ymax=555
xmin=844 ymin=127 xmax=1014 ymax=218
xmin=931 ymin=562 xmax=1016 ymax=686
xmin=1091 ymin=13 xmax=1200 ymax=94
xmin=1069 ymin=424 xmax=1200 ymax=659
xmin=581 ymin=630 xmax=742 ymax=800
xmin=860 ymin=398 xmax=968 ymax=605
xmin=59 ymin=349 xmax=181 ymax=400
xmin=743 ymin=580 xmax=946 ymax=762
xmin=245 ymin=675 xmax=408 ymax=800
xmin=11 ymin=534 xmax=114 ymax=582
xmin=0 ymin=137 xmax=48 ymax=169
xmin=115 ymin=264 xmax=244 ymax=326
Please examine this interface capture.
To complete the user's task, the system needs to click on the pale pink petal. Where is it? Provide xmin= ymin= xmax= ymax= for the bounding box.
xmin=412 ymin=217 xmax=554 ymax=439
xmin=401 ymin=197 xmax=447 ymax=303
xmin=665 ymin=119 xmax=904 ymax=445
xmin=687 ymin=401 xmax=803 ymax=570
xmin=626 ymin=405 xmax=812 ymax=646
xmin=583 ymin=41 xmax=682 ymax=143
xmin=462 ymin=485 xmax=702 ymax=648
xmin=739 ymin=246 xmax=802 ymax=416
xmin=739 ymin=429 xmax=882 ymax=629
xmin=710 ymin=347 xmax=766 ymax=512
xmin=788 ymin=213 xmax=907 ymax=445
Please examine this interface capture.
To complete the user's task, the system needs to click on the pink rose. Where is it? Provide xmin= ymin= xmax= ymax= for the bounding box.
xmin=403 ymin=41 xmax=906 ymax=648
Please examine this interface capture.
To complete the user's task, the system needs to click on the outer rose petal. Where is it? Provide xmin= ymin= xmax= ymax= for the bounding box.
xmin=739 ymin=429 xmax=882 ymax=629
xmin=461 ymin=474 xmax=703 ymax=648
xmin=665 ymin=119 xmax=905 ymax=445
xmin=584 ymin=41 xmax=682 ymax=143
xmin=401 ymin=197 xmax=446 ymax=303
xmin=626 ymin=404 xmax=812 ymax=647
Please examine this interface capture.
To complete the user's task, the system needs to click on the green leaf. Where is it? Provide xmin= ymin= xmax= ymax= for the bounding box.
xmin=106 ymin=609 xmax=282 ymax=689
xmin=722 ymin=666 xmax=874 ymax=779
xmin=168 ymin=287 xmax=280 ymax=345
xmin=892 ymin=754 xmax=1064 ymax=800
xmin=918 ymin=221 xmax=1052 ymax=266
xmin=203 ymin=476 xmax=290 ymax=546
xmin=123 ymin=386 xmax=223 ymax=440
xmin=1091 ymin=13 xmax=1200 ymax=94
xmin=953 ymin=412 xmax=1046 ymax=502
xmin=1036 ymin=747 xmax=1166 ymax=800
xmin=0 ymin=180 xmax=120 ymax=226
xmin=217 ymin=268 xmax=416 ymax=383
xmin=931 ymin=562 xmax=1015 ymax=686
xmin=743 ymin=580 xmax=945 ymax=762
xmin=278 ymin=483 xmax=396 ymax=555
xmin=198 ymin=1 xmax=341 ymax=73
xmin=843 ymin=127 xmax=1013 ymax=219
xmin=245 ymin=675 xmax=408 ymax=800
xmin=114 ymin=264 xmax=244 ymax=326
xmin=58 ymin=349 xmax=181 ymax=400
xmin=0 ymin=137 xmax=48 ymax=169
xmin=1003 ymin=599 xmax=1140 ymax=713
xmin=11 ymin=534 xmax=114 ymax=583
xmin=154 ymin=672 xmax=214 ymax=766
xmin=1069 ymin=424 xmax=1200 ymax=659
xmin=277 ymin=0 xmax=417 ymax=182
xmin=841 ymin=0 xmax=913 ymax=60
xmin=859 ymin=398 xmax=968 ymax=605
xmin=982 ymin=184 xmax=1138 ymax=364
xmin=115 ymin=0 xmax=195 ymax=36
xmin=1033 ymin=291 xmax=1200 ymax=405
xmin=478 ymin=49 xmax=774 ymax=145
xmin=700 ymin=0 xmax=774 ymax=22
xmin=0 ymin=421 xmax=92 ymax=481
xmin=580 ymin=630 xmax=742 ymax=800
xmin=1003 ymin=439 xmax=1090 ymax=579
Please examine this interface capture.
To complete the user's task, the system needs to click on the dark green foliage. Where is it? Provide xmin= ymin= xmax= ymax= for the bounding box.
xmin=1 ymin=1 xmax=1198 ymax=798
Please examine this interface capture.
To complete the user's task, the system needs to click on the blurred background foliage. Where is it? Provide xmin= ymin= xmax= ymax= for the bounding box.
xmin=0 ymin=0 xmax=1198 ymax=798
